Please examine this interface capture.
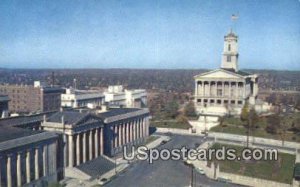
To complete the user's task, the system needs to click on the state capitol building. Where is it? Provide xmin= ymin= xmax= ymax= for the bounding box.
xmin=194 ymin=29 xmax=259 ymax=116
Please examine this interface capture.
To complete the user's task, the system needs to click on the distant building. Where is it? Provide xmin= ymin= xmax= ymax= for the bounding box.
xmin=0 ymin=95 xmax=9 ymax=118
xmin=104 ymin=85 xmax=147 ymax=108
xmin=194 ymin=29 xmax=259 ymax=115
xmin=61 ymin=88 xmax=105 ymax=109
xmin=0 ymin=81 xmax=64 ymax=114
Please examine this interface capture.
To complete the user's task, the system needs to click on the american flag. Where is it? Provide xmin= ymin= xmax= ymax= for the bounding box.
xmin=231 ymin=14 xmax=239 ymax=20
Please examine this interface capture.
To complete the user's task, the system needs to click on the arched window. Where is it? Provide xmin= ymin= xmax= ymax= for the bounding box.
xmin=228 ymin=44 xmax=231 ymax=51
xmin=227 ymin=55 xmax=231 ymax=62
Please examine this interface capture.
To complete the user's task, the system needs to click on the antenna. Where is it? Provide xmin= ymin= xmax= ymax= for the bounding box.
xmin=51 ymin=71 xmax=55 ymax=87
xmin=73 ymin=78 xmax=77 ymax=90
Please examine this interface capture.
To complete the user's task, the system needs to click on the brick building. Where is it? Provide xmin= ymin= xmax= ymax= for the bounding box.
xmin=0 ymin=82 xmax=64 ymax=114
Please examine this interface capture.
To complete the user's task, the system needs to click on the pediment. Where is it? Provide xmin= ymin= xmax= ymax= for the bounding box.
xmin=74 ymin=114 xmax=102 ymax=126
xmin=194 ymin=69 xmax=243 ymax=79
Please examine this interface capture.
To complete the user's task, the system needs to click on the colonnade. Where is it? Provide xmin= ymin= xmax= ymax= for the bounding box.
xmin=195 ymin=81 xmax=245 ymax=98
xmin=65 ymin=127 xmax=104 ymax=168
xmin=111 ymin=117 xmax=149 ymax=149
xmin=1 ymin=143 xmax=56 ymax=187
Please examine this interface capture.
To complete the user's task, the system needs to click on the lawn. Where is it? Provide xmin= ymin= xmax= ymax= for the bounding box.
xmin=212 ymin=114 xmax=300 ymax=143
xmin=209 ymin=143 xmax=296 ymax=184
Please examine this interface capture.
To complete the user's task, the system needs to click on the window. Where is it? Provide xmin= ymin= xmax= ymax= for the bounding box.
xmin=227 ymin=55 xmax=231 ymax=62
xmin=228 ymin=44 xmax=231 ymax=51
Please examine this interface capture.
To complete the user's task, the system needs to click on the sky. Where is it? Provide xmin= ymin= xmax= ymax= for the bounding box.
xmin=0 ymin=0 xmax=300 ymax=70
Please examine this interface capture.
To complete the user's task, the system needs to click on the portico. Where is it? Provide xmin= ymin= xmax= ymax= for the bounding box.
xmin=42 ymin=111 xmax=105 ymax=168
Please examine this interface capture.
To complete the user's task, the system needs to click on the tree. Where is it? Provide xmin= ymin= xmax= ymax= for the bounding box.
xmin=241 ymin=102 xmax=250 ymax=147
xmin=266 ymin=114 xmax=281 ymax=134
xmin=165 ymin=101 xmax=179 ymax=119
xmin=240 ymin=102 xmax=249 ymax=122
xmin=184 ymin=101 xmax=197 ymax=118
xmin=249 ymin=108 xmax=259 ymax=145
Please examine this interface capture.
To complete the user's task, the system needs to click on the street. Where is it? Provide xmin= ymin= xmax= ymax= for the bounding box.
xmin=105 ymin=134 xmax=243 ymax=187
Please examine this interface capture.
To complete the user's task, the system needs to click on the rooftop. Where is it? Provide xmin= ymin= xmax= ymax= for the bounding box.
xmin=0 ymin=111 xmax=55 ymax=127
xmin=97 ymin=108 xmax=141 ymax=118
xmin=46 ymin=111 xmax=90 ymax=125
xmin=222 ymin=68 xmax=251 ymax=76
xmin=0 ymin=126 xmax=41 ymax=143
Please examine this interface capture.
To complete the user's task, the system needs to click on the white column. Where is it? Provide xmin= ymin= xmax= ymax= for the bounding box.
xmin=133 ymin=121 xmax=136 ymax=141
xmin=142 ymin=118 xmax=146 ymax=138
xmin=136 ymin=120 xmax=140 ymax=139
xmin=118 ymin=125 xmax=122 ymax=146
xmin=68 ymin=135 xmax=74 ymax=167
xmin=229 ymin=82 xmax=232 ymax=98
xmin=222 ymin=81 xmax=225 ymax=97
xmin=6 ymin=154 xmax=12 ymax=187
xmin=122 ymin=124 xmax=126 ymax=144
xmin=26 ymin=150 xmax=31 ymax=183
xmin=63 ymin=135 xmax=67 ymax=167
xmin=43 ymin=145 xmax=48 ymax=176
xmin=83 ymin=132 xmax=87 ymax=163
xmin=35 ymin=148 xmax=39 ymax=180
xmin=17 ymin=153 xmax=22 ymax=187
xmin=95 ymin=128 xmax=99 ymax=158
xmin=131 ymin=122 xmax=134 ymax=142
xmin=89 ymin=130 xmax=93 ymax=160
xmin=126 ymin=123 xmax=130 ymax=143
xmin=76 ymin=133 xmax=80 ymax=166
xmin=100 ymin=128 xmax=104 ymax=155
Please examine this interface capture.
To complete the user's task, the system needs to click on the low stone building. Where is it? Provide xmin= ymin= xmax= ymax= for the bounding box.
xmin=0 ymin=127 xmax=63 ymax=187
xmin=0 ymin=107 xmax=151 ymax=184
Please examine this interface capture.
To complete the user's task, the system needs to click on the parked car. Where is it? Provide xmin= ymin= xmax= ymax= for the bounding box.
xmin=195 ymin=167 xmax=205 ymax=175
xmin=217 ymin=177 xmax=232 ymax=183
xmin=98 ymin=178 xmax=109 ymax=185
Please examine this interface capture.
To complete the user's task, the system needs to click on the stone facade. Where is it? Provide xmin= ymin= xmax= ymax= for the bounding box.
xmin=0 ymin=128 xmax=62 ymax=187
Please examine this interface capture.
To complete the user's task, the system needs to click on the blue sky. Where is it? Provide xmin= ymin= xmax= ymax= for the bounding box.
xmin=0 ymin=0 xmax=300 ymax=70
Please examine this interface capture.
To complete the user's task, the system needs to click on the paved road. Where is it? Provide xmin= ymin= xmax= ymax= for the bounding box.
xmin=105 ymin=134 xmax=242 ymax=187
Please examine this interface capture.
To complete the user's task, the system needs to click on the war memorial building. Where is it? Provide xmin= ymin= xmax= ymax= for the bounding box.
xmin=0 ymin=107 xmax=150 ymax=187
xmin=194 ymin=29 xmax=259 ymax=116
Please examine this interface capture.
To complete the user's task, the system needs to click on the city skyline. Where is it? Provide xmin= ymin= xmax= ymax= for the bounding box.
xmin=1 ymin=0 xmax=300 ymax=70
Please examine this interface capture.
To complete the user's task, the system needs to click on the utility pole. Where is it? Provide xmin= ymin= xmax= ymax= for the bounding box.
xmin=190 ymin=165 xmax=193 ymax=187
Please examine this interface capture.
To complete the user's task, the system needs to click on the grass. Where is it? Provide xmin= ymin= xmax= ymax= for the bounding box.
xmin=150 ymin=120 xmax=192 ymax=129
xmin=212 ymin=114 xmax=300 ymax=143
xmin=209 ymin=143 xmax=296 ymax=184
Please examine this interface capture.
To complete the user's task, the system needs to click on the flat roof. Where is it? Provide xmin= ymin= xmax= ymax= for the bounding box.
xmin=0 ymin=111 xmax=55 ymax=127
xmin=0 ymin=126 xmax=41 ymax=143
xmin=97 ymin=108 xmax=141 ymax=118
